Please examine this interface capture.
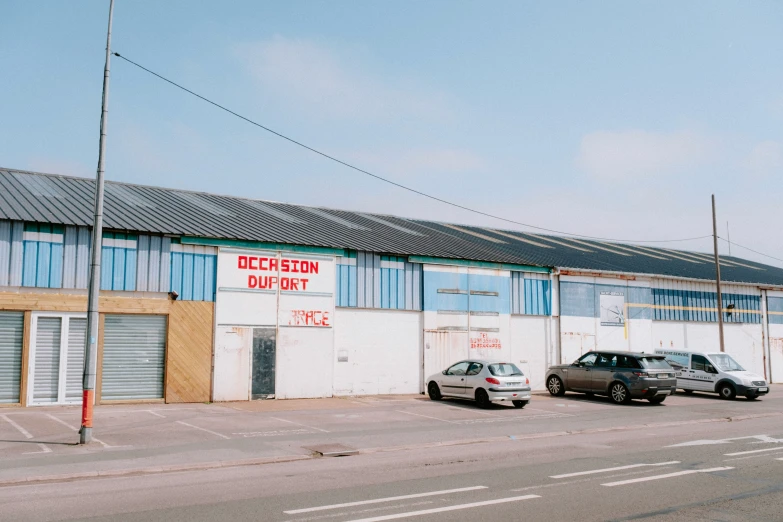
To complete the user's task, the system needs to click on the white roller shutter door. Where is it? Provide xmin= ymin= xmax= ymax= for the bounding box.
xmin=65 ymin=318 xmax=86 ymax=403
xmin=102 ymin=315 xmax=167 ymax=400
xmin=33 ymin=317 xmax=61 ymax=404
xmin=0 ymin=312 xmax=24 ymax=404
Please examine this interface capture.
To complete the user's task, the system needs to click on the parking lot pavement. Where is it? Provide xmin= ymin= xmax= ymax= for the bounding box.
xmin=0 ymin=386 xmax=779 ymax=485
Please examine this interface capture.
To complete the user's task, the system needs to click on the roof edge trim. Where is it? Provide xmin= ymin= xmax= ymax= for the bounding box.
xmin=181 ymin=236 xmax=346 ymax=256
xmin=408 ymin=255 xmax=550 ymax=273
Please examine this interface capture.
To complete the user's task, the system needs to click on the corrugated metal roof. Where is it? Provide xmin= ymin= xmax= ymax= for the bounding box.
xmin=2 ymin=167 xmax=782 ymax=286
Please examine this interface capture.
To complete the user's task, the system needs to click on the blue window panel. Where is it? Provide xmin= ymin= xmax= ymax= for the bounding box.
xmin=397 ymin=262 xmax=406 ymax=310
xmin=769 ymin=297 xmax=783 ymax=325
xmin=380 ymin=268 xmax=389 ymax=309
xmin=170 ymin=252 xmax=184 ymax=296
xmin=100 ymin=246 xmax=114 ymax=290
xmin=182 ymin=253 xmax=194 ymax=301
xmin=112 ymin=246 xmax=126 ymax=291
xmin=560 ymin=282 xmax=595 ymax=318
xmin=192 ymin=254 xmax=205 ymax=301
xmin=21 ymin=242 xmax=37 ymax=287
xmin=49 ymin=242 xmax=63 ymax=288
xmin=204 ymin=255 xmax=217 ymax=302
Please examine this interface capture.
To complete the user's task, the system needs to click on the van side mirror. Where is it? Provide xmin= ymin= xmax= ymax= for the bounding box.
xmin=442 ymin=370 xmax=448 ymax=375
xmin=706 ymin=364 xmax=717 ymax=374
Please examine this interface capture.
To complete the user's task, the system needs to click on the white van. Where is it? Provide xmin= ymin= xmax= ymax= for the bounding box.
xmin=654 ymin=349 xmax=768 ymax=400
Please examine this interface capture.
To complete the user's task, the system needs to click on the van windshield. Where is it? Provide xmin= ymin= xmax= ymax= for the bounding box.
xmin=639 ymin=357 xmax=672 ymax=369
xmin=488 ymin=363 xmax=523 ymax=377
xmin=710 ymin=354 xmax=745 ymax=372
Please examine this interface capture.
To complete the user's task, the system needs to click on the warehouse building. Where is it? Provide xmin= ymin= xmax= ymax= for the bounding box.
xmin=1 ymin=167 xmax=782 ymax=407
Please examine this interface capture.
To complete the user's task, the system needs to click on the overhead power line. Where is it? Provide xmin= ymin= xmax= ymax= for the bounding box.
xmin=113 ymin=51 xmax=712 ymax=245
xmin=718 ymin=237 xmax=783 ymax=265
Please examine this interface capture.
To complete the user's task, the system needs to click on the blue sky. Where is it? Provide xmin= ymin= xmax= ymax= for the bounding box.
xmin=1 ymin=1 xmax=781 ymax=266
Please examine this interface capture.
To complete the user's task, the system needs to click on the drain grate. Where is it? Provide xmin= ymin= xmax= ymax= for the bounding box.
xmin=305 ymin=443 xmax=358 ymax=457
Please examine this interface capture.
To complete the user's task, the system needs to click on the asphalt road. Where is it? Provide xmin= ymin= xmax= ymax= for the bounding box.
xmin=1 ymin=390 xmax=782 ymax=521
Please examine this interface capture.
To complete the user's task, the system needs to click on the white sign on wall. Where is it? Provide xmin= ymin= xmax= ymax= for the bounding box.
xmin=218 ymin=250 xmax=333 ymax=294
xmin=600 ymin=291 xmax=625 ymax=326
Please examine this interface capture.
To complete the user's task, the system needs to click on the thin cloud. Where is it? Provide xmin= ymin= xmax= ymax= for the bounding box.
xmin=239 ymin=36 xmax=455 ymax=123
xmin=744 ymin=140 xmax=782 ymax=176
xmin=576 ymin=129 xmax=716 ymax=181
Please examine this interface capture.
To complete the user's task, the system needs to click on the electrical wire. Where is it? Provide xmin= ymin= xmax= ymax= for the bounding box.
xmin=718 ymin=237 xmax=783 ymax=265
xmin=113 ymin=51 xmax=713 ymax=244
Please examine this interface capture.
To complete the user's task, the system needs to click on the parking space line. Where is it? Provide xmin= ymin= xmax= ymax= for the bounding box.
xmin=284 ymin=486 xmax=488 ymax=514
xmin=270 ymin=416 xmax=330 ymax=433
xmin=44 ymin=414 xmax=115 ymax=448
xmin=601 ymin=467 xmax=733 ymax=487
xmin=342 ymin=494 xmax=540 ymax=522
xmin=23 ymin=444 xmax=52 ymax=455
xmin=1 ymin=414 xmax=34 ymax=439
xmin=395 ymin=410 xmax=455 ymax=424
xmin=176 ymin=420 xmax=230 ymax=439
xmin=550 ymin=461 xmax=681 ymax=479
xmin=724 ymin=447 xmax=783 ymax=457
xmin=146 ymin=410 xmax=166 ymax=418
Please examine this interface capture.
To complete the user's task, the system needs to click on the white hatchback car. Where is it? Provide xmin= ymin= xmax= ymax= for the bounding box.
xmin=426 ymin=359 xmax=532 ymax=408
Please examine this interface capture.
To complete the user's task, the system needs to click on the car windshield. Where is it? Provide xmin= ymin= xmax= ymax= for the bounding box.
xmin=639 ymin=357 xmax=672 ymax=369
xmin=488 ymin=363 xmax=523 ymax=377
xmin=710 ymin=354 xmax=745 ymax=372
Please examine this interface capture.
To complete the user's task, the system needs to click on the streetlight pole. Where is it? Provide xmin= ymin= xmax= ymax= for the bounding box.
xmin=711 ymin=195 xmax=725 ymax=353
xmin=81 ymin=0 xmax=114 ymax=444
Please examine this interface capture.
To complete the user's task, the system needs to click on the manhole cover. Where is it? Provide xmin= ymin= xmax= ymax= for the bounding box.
xmin=305 ymin=443 xmax=358 ymax=457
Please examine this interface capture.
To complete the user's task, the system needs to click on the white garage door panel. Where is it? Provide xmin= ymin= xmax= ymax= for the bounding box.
xmin=102 ymin=315 xmax=166 ymax=401
xmin=333 ymin=309 xmax=422 ymax=396
xmin=65 ymin=318 xmax=86 ymax=402
xmin=770 ymin=324 xmax=783 ymax=384
xmin=276 ymin=327 xmax=333 ymax=399
xmin=213 ymin=326 xmax=252 ymax=401
xmin=33 ymin=317 xmax=61 ymax=404
xmin=510 ymin=316 xmax=548 ymax=391
xmin=0 ymin=312 xmax=24 ymax=404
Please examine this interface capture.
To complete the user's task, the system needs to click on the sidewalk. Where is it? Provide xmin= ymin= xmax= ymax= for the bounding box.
xmin=1 ymin=387 xmax=780 ymax=487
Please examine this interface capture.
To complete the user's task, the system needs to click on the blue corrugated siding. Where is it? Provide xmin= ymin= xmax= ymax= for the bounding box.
xmin=169 ymin=245 xmax=217 ymax=302
xmin=21 ymin=223 xmax=63 ymax=288
xmin=100 ymin=232 xmax=137 ymax=291
xmin=652 ymin=289 xmax=760 ymax=323
xmin=338 ymin=251 xmax=421 ymax=310
xmin=511 ymin=272 xmax=552 ymax=316
xmin=768 ymin=296 xmax=783 ymax=325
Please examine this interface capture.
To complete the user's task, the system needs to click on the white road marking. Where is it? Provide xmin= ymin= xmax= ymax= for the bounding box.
xmin=23 ymin=443 xmax=52 ymax=455
xmin=289 ymin=501 xmax=435 ymax=522
xmin=284 ymin=486 xmax=488 ymax=514
xmin=176 ymin=421 xmax=230 ymax=439
xmin=725 ymin=446 xmax=783 ymax=457
xmin=395 ymin=410 xmax=455 ymax=424
xmin=601 ymin=467 xmax=733 ymax=487
xmin=271 ymin=416 xmax=330 ymax=433
xmin=44 ymin=414 xmax=116 ymax=448
xmin=724 ymin=449 xmax=783 ymax=462
xmin=550 ymin=461 xmax=681 ymax=479
xmin=1 ymin=414 xmax=34 ymax=439
xmin=146 ymin=410 xmax=166 ymax=418
xmin=512 ymin=467 xmax=679 ymax=492
xmin=668 ymin=435 xmax=783 ymax=447
xmin=342 ymin=495 xmax=540 ymax=522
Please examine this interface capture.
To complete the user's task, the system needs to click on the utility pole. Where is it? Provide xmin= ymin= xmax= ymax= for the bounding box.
xmin=712 ymin=195 xmax=725 ymax=353
xmin=81 ymin=0 xmax=114 ymax=444
xmin=726 ymin=221 xmax=731 ymax=256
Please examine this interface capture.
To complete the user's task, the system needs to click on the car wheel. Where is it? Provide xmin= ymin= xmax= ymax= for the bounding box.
xmin=609 ymin=382 xmax=631 ymax=405
xmin=718 ymin=383 xmax=736 ymax=400
xmin=547 ymin=376 xmax=565 ymax=396
xmin=648 ymin=396 xmax=666 ymax=404
xmin=427 ymin=382 xmax=442 ymax=401
xmin=475 ymin=389 xmax=491 ymax=409
xmin=512 ymin=400 xmax=528 ymax=409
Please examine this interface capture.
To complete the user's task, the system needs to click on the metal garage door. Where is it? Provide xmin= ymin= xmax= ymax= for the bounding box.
xmin=65 ymin=318 xmax=86 ymax=402
xmin=102 ymin=315 xmax=167 ymax=400
xmin=0 ymin=312 xmax=24 ymax=404
xmin=33 ymin=317 xmax=62 ymax=404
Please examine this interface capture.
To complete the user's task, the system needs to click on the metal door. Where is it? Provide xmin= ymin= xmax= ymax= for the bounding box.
xmin=32 ymin=317 xmax=62 ymax=404
xmin=65 ymin=318 xmax=86 ymax=402
xmin=102 ymin=315 xmax=166 ymax=400
xmin=251 ymin=328 xmax=276 ymax=399
xmin=0 ymin=312 xmax=24 ymax=404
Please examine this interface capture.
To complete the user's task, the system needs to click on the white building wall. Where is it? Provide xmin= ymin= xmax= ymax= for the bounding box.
xmin=651 ymin=322 xmax=765 ymax=377
xmin=767 ymin=289 xmax=783 ymax=384
xmin=333 ymin=309 xmax=422 ymax=396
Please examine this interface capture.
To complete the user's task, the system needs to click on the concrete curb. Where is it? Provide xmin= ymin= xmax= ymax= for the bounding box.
xmin=0 ymin=454 xmax=312 ymax=488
